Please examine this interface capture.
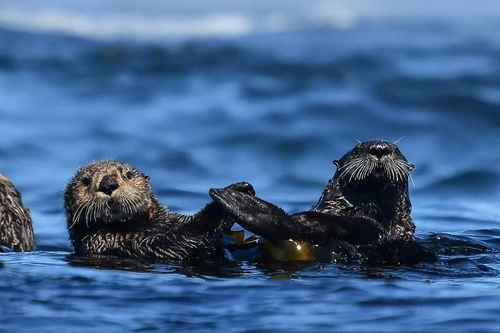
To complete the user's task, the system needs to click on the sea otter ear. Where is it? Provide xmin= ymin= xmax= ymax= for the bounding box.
xmin=144 ymin=175 xmax=150 ymax=181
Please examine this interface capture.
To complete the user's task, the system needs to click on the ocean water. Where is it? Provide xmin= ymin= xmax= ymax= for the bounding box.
xmin=1 ymin=1 xmax=500 ymax=332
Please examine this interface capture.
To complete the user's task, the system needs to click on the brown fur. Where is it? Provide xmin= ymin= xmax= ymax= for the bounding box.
xmin=0 ymin=174 xmax=36 ymax=252
xmin=64 ymin=160 xmax=249 ymax=262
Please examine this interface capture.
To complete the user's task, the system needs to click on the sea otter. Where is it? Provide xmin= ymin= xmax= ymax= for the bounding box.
xmin=64 ymin=160 xmax=254 ymax=263
xmin=210 ymin=140 xmax=435 ymax=266
xmin=313 ymin=139 xmax=415 ymax=238
xmin=0 ymin=173 xmax=36 ymax=252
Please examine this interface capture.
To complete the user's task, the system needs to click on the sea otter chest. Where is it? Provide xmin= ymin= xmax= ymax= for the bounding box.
xmin=341 ymin=177 xmax=402 ymax=217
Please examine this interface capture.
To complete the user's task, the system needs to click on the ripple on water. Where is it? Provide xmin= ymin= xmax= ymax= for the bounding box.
xmin=2 ymin=2 xmax=500 ymax=331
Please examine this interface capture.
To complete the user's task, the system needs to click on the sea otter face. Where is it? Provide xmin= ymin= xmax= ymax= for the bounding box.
xmin=330 ymin=139 xmax=414 ymax=215
xmin=64 ymin=160 xmax=154 ymax=232
xmin=334 ymin=140 xmax=414 ymax=187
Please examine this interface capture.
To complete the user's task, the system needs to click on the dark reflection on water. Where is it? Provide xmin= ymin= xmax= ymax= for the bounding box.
xmin=1 ymin=1 xmax=500 ymax=332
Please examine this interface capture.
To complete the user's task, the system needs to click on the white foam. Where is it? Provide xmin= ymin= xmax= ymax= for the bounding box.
xmin=0 ymin=9 xmax=257 ymax=39
xmin=1 ymin=0 xmax=499 ymax=40
xmin=0 ymin=3 xmax=360 ymax=40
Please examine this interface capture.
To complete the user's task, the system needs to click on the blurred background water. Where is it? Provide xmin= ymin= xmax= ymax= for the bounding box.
xmin=1 ymin=0 xmax=500 ymax=332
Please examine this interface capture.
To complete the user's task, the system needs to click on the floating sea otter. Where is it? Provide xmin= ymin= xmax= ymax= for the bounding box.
xmin=64 ymin=160 xmax=253 ymax=263
xmin=0 ymin=173 xmax=36 ymax=252
xmin=210 ymin=140 xmax=436 ymax=266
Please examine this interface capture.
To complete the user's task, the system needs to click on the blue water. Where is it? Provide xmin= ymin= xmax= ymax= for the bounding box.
xmin=1 ymin=1 xmax=500 ymax=332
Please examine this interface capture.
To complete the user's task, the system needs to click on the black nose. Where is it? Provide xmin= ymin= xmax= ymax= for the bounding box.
xmin=368 ymin=143 xmax=392 ymax=159
xmin=98 ymin=175 xmax=119 ymax=195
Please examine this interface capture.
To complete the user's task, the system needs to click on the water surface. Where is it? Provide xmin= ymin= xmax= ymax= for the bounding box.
xmin=1 ymin=1 xmax=500 ymax=332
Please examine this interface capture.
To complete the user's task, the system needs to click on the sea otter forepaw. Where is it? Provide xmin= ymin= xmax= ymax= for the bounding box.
xmin=225 ymin=182 xmax=256 ymax=196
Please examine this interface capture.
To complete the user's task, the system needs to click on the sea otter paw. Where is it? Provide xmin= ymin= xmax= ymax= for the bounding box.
xmin=224 ymin=181 xmax=256 ymax=197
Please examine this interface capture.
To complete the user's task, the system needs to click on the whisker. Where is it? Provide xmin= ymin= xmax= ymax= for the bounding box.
xmin=394 ymin=160 xmax=413 ymax=183
xmin=393 ymin=136 xmax=405 ymax=144
xmin=85 ymin=205 xmax=91 ymax=229
xmin=339 ymin=159 xmax=360 ymax=174
xmin=70 ymin=202 xmax=87 ymax=230
xmin=341 ymin=157 xmax=380 ymax=182
xmin=348 ymin=161 xmax=363 ymax=182
xmin=365 ymin=160 xmax=375 ymax=179
xmin=124 ymin=197 xmax=136 ymax=217
xmin=357 ymin=163 xmax=368 ymax=180
xmin=409 ymin=174 xmax=416 ymax=188
xmin=391 ymin=162 xmax=400 ymax=182
xmin=339 ymin=161 xmax=358 ymax=180
xmin=95 ymin=201 xmax=104 ymax=222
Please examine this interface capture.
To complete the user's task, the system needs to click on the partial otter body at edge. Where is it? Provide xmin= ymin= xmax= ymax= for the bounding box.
xmin=64 ymin=160 xmax=253 ymax=263
xmin=210 ymin=140 xmax=436 ymax=266
xmin=0 ymin=173 xmax=36 ymax=252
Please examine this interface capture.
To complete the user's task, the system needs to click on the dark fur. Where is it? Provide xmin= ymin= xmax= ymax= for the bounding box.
xmin=313 ymin=140 xmax=435 ymax=265
xmin=64 ymin=160 xmax=253 ymax=263
xmin=210 ymin=140 xmax=436 ymax=266
xmin=313 ymin=139 xmax=415 ymax=239
xmin=0 ymin=174 xmax=36 ymax=252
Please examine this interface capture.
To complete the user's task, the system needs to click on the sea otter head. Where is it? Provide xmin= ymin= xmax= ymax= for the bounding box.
xmin=333 ymin=140 xmax=414 ymax=214
xmin=64 ymin=160 xmax=159 ymax=235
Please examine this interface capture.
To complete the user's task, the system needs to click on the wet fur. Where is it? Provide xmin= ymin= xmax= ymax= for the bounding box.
xmin=0 ymin=174 xmax=36 ymax=252
xmin=64 ymin=160 xmax=252 ymax=262
xmin=210 ymin=140 xmax=435 ymax=266
xmin=313 ymin=140 xmax=435 ymax=265
xmin=313 ymin=139 xmax=416 ymax=239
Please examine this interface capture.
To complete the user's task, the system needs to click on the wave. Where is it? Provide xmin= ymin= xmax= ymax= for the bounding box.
xmin=0 ymin=5 xmax=356 ymax=40
xmin=2 ymin=0 xmax=500 ymax=40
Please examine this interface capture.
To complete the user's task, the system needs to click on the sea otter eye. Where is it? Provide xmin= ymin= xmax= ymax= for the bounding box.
xmin=81 ymin=177 xmax=91 ymax=186
xmin=352 ymin=146 xmax=362 ymax=155
xmin=125 ymin=171 xmax=134 ymax=179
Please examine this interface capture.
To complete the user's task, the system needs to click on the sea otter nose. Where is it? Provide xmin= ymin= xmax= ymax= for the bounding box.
xmin=98 ymin=175 xmax=119 ymax=195
xmin=368 ymin=145 xmax=391 ymax=159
